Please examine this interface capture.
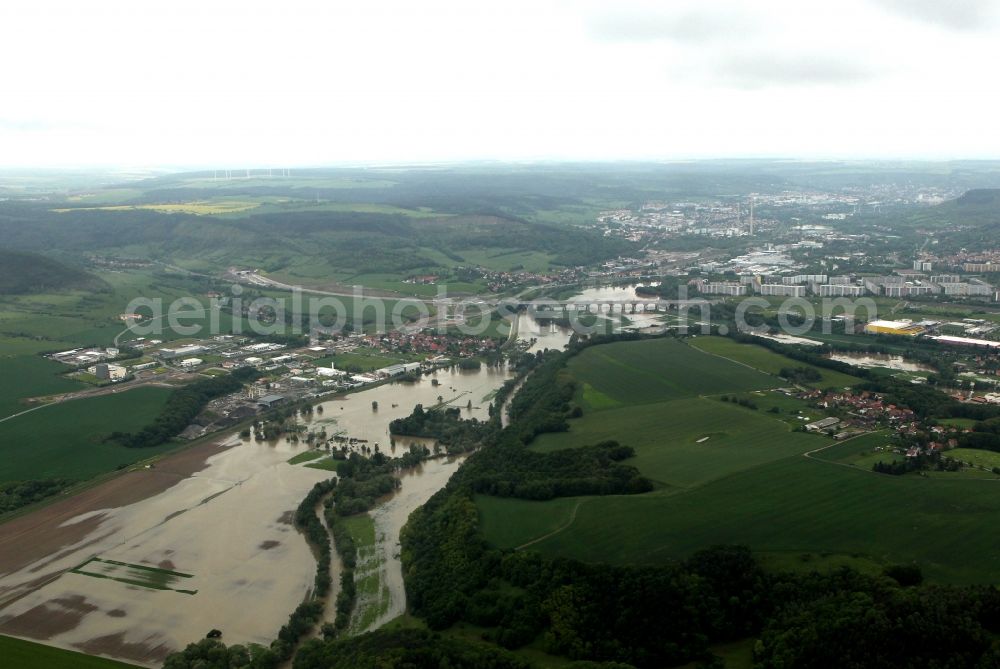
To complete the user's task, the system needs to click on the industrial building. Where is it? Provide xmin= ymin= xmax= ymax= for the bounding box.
xmin=257 ymin=394 xmax=286 ymax=409
xmin=864 ymin=320 xmax=925 ymax=336
xmin=158 ymin=344 xmax=205 ymax=359
xmin=928 ymin=335 xmax=1000 ymax=350
xmin=378 ymin=362 xmax=422 ymax=377
xmin=93 ymin=363 xmax=128 ymax=381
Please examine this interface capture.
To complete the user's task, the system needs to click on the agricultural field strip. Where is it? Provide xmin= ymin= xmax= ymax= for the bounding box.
xmin=345 ymin=514 xmax=391 ymax=634
xmin=70 ymin=557 xmax=197 ymax=594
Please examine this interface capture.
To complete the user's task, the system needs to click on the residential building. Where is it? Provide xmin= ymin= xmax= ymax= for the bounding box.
xmin=760 ymin=284 xmax=806 ymax=297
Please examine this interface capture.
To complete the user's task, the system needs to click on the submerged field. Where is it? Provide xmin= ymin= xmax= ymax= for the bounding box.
xmin=478 ymin=336 xmax=1000 ymax=584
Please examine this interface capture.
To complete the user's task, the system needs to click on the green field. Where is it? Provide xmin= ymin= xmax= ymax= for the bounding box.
xmin=0 ymin=635 xmax=137 ymax=669
xmin=312 ymin=349 xmax=421 ymax=372
xmin=939 ymin=417 xmax=980 ymax=429
xmin=477 ymin=495 xmax=583 ymax=550
xmin=478 ymin=336 xmax=1000 ymax=584
xmin=305 ymin=457 xmax=340 ymax=472
xmin=287 ymin=450 xmax=326 ymax=465
xmin=456 ymin=248 xmax=556 ymax=273
xmin=512 ymin=455 xmax=1000 ymax=583
xmin=808 ymin=431 xmax=894 ymax=463
xmin=565 ymin=337 xmax=780 ymax=410
xmin=0 ymin=386 xmax=174 ymax=483
xmin=689 ymin=336 xmax=859 ymax=388
xmin=0 ymin=351 xmax=84 ymax=419
xmin=950 ymin=448 xmax=1000 ymax=470
xmin=533 ymin=397 xmax=824 ymax=489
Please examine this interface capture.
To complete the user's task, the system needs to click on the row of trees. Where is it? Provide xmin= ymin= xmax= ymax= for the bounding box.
xmin=0 ymin=478 xmax=74 ymax=515
xmin=110 ymin=367 xmax=260 ymax=448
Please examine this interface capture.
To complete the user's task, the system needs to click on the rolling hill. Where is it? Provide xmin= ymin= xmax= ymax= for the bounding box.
xmin=0 ymin=249 xmax=107 ymax=295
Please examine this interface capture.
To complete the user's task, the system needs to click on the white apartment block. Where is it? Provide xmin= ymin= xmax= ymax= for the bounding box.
xmin=760 ymin=284 xmax=806 ymax=297
xmin=701 ymin=283 xmax=747 ymax=296
xmin=818 ymin=284 xmax=865 ymax=297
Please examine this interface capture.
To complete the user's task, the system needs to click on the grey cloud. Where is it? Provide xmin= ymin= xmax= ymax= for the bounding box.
xmin=869 ymin=0 xmax=993 ymax=30
xmin=590 ymin=9 xmax=756 ymax=43
xmin=712 ymin=53 xmax=880 ymax=88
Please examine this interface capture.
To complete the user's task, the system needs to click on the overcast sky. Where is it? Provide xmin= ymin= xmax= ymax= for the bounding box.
xmin=2 ymin=0 xmax=998 ymax=167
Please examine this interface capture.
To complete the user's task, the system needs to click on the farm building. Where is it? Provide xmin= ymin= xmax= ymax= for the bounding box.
xmin=805 ymin=417 xmax=841 ymax=432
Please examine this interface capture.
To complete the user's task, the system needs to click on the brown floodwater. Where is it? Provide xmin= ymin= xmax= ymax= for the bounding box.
xmin=361 ymin=455 xmax=466 ymax=633
xmin=0 ymin=363 xmax=517 ymax=666
xmin=827 ymin=351 xmax=934 ymax=372
xmin=298 ymin=363 xmax=514 ymax=447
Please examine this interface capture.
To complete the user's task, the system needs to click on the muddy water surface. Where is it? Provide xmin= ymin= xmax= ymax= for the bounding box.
xmin=0 ymin=363 xmax=517 ymax=665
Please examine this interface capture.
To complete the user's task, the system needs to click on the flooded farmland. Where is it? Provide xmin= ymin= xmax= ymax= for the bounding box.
xmin=0 ymin=434 xmax=328 ymax=666
xmin=302 ymin=363 xmax=514 ymax=445
xmin=0 ymin=363 xmax=515 ymax=666
xmin=361 ymin=456 xmax=466 ymax=633
xmin=827 ymin=351 xmax=934 ymax=373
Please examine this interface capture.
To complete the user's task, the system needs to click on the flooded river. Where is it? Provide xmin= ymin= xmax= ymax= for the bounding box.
xmin=302 ymin=364 xmax=513 ymax=446
xmin=827 ymin=351 xmax=934 ymax=372
xmin=568 ymin=283 xmax=667 ymax=331
xmin=0 ymin=362 xmax=515 ymax=665
xmin=362 ymin=456 xmax=466 ymax=633
xmin=517 ymin=283 xmax=667 ymax=354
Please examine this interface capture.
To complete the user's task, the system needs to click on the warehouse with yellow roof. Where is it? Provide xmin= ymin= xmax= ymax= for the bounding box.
xmin=864 ymin=320 xmax=926 ymax=336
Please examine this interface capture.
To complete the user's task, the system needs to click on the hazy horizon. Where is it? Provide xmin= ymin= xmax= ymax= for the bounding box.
xmin=3 ymin=0 xmax=1000 ymax=167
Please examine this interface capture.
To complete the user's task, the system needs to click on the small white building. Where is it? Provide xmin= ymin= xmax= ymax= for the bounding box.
xmin=179 ymin=357 xmax=204 ymax=367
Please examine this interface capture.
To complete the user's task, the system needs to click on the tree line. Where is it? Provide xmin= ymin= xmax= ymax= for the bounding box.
xmin=109 ymin=367 xmax=260 ymax=448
